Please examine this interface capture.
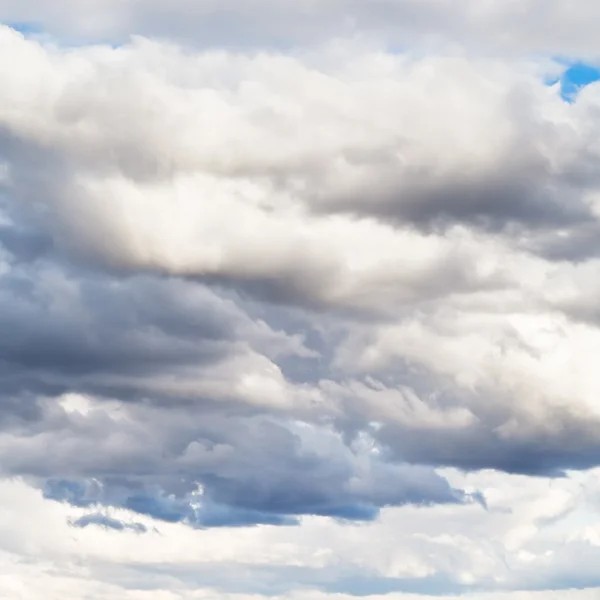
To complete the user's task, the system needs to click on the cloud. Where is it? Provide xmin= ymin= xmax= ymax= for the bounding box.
xmin=70 ymin=512 xmax=148 ymax=533
xmin=0 ymin=24 xmax=600 ymax=524
xmin=1 ymin=473 xmax=600 ymax=597
xmin=1 ymin=1 xmax=600 ymax=595
xmin=32 ymin=408 xmax=469 ymax=526
xmin=2 ymin=28 xmax=599 ymax=310
xmin=2 ymin=0 xmax=600 ymax=58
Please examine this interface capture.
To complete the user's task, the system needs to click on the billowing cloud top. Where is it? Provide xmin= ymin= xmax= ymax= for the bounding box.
xmin=1 ymin=2 xmax=600 ymax=599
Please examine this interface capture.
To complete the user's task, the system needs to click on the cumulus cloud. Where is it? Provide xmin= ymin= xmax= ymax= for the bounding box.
xmin=1 ymin=472 xmax=600 ymax=597
xmin=1 ymin=20 xmax=600 ymax=517
xmin=1 ymin=0 xmax=600 ymax=597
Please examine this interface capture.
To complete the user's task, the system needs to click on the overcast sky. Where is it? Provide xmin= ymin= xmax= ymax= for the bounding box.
xmin=1 ymin=1 xmax=600 ymax=599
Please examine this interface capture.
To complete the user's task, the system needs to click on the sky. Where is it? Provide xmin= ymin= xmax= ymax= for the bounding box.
xmin=1 ymin=1 xmax=600 ymax=598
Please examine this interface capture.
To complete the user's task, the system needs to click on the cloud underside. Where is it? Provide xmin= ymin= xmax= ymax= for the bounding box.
xmin=1 ymin=21 xmax=600 ymax=533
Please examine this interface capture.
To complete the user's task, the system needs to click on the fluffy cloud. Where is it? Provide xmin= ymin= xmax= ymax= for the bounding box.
xmin=1 ymin=472 xmax=600 ymax=597
xmin=1 ymin=2 xmax=600 ymax=597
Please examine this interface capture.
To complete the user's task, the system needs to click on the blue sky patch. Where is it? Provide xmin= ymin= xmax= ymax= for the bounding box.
xmin=3 ymin=21 xmax=41 ymax=36
xmin=557 ymin=61 xmax=600 ymax=102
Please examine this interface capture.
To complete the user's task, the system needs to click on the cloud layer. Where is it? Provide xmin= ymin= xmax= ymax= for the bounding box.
xmin=4 ymin=0 xmax=600 ymax=57
xmin=1 ymin=1 xmax=600 ymax=597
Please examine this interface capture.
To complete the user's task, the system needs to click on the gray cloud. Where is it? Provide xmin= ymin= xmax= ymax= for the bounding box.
xmin=0 ymin=241 xmax=473 ymax=525
xmin=310 ymin=153 xmax=596 ymax=236
xmin=70 ymin=513 xmax=148 ymax=533
xmin=323 ymin=373 xmax=600 ymax=477
xmin=28 ymin=408 xmax=470 ymax=525
xmin=376 ymin=406 xmax=600 ymax=476
xmin=1 ymin=21 xmax=600 ymax=543
xmin=3 ymin=0 xmax=600 ymax=58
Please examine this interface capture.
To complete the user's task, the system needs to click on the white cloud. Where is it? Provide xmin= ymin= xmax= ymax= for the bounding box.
xmin=0 ymin=471 xmax=600 ymax=597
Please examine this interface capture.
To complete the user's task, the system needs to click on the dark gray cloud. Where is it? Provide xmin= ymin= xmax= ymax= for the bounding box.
xmin=0 ymin=242 xmax=473 ymax=525
xmin=518 ymin=221 xmax=600 ymax=263
xmin=0 ymin=267 xmax=232 ymax=390
xmin=29 ymin=405 xmax=471 ymax=526
xmin=328 ymin=368 xmax=600 ymax=477
xmin=0 ymin=239 xmax=319 ymax=403
xmin=304 ymin=110 xmax=600 ymax=241
xmin=0 ymin=225 xmax=53 ymax=262
xmin=70 ymin=513 xmax=148 ymax=533
xmin=375 ymin=409 xmax=600 ymax=476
